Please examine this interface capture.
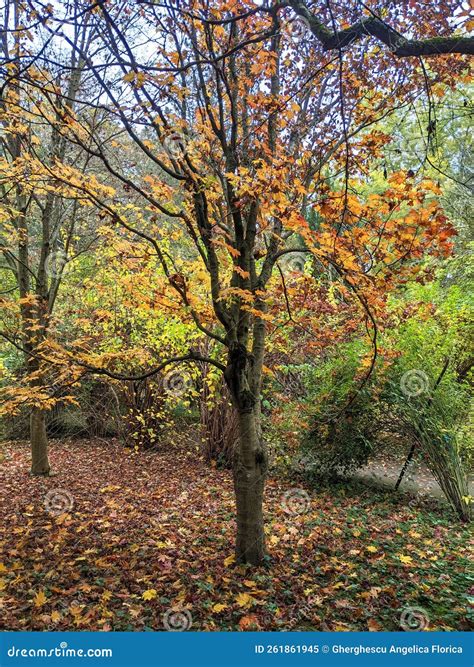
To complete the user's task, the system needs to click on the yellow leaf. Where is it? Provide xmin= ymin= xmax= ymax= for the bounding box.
xmin=235 ymin=592 xmax=255 ymax=608
xmin=409 ymin=531 xmax=421 ymax=539
xmin=51 ymin=610 xmax=61 ymax=623
xmin=334 ymin=622 xmax=351 ymax=631
xmin=224 ymin=555 xmax=235 ymax=567
xmin=34 ymin=590 xmax=47 ymax=607
xmin=352 ymin=530 xmax=361 ymax=537
xmin=398 ymin=554 xmax=413 ymax=564
xmin=243 ymin=580 xmax=257 ymax=588
xmin=366 ymin=546 xmax=378 ymax=553
xmin=212 ymin=603 xmax=227 ymax=613
xmin=135 ymin=72 xmax=146 ymax=88
xmin=142 ymin=589 xmax=157 ymax=601
xmin=0 ymin=563 xmax=7 ymax=574
xmin=361 ymin=587 xmax=381 ymax=600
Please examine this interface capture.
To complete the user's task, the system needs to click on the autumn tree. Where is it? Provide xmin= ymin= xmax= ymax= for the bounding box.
xmin=0 ymin=0 xmax=105 ymax=473
xmin=9 ymin=0 xmax=472 ymax=563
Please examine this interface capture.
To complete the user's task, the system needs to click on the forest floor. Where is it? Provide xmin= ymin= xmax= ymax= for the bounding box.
xmin=0 ymin=438 xmax=471 ymax=632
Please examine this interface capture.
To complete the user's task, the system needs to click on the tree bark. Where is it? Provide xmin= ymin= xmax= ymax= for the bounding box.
xmin=233 ymin=409 xmax=267 ymax=565
xmin=30 ymin=407 xmax=51 ymax=476
xmin=225 ymin=342 xmax=267 ymax=565
xmin=290 ymin=1 xmax=474 ymax=57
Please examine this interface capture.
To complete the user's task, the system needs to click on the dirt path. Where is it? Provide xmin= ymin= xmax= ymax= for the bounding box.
xmin=350 ymin=457 xmax=473 ymax=501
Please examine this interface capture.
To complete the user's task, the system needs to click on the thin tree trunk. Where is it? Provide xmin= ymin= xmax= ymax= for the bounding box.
xmin=233 ymin=408 xmax=266 ymax=565
xmin=30 ymin=407 xmax=50 ymax=476
xmin=395 ymin=440 xmax=416 ymax=490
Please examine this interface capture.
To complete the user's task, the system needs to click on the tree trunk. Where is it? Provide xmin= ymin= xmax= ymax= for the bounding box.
xmin=233 ymin=408 xmax=267 ymax=565
xmin=30 ymin=407 xmax=51 ymax=476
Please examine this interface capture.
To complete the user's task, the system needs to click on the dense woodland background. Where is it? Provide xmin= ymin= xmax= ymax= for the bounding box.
xmin=0 ymin=0 xmax=472 ymax=632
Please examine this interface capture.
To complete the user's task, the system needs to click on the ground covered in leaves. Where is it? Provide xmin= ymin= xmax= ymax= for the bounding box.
xmin=0 ymin=439 xmax=471 ymax=632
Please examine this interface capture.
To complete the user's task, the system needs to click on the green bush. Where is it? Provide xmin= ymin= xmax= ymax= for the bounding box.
xmin=266 ymin=264 xmax=472 ymax=522
xmin=267 ymin=341 xmax=382 ymax=481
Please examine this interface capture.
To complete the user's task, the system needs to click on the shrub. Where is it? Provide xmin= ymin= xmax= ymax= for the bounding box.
xmin=268 ymin=342 xmax=382 ymax=481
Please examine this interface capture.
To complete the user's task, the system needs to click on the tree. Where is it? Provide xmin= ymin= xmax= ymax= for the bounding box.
xmin=7 ymin=0 xmax=470 ymax=563
xmin=0 ymin=0 xmax=100 ymax=473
